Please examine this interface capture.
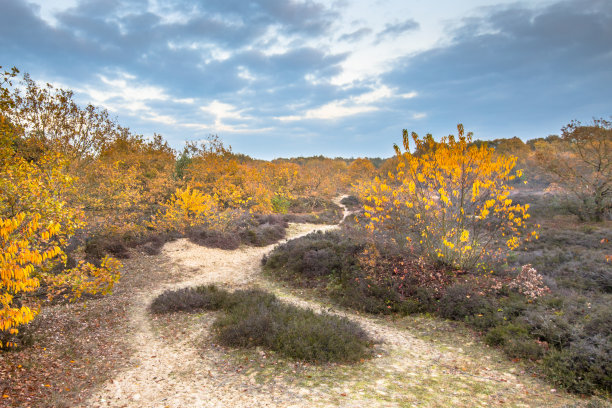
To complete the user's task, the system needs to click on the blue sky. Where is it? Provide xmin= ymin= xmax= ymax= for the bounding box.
xmin=1 ymin=0 xmax=610 ymax=159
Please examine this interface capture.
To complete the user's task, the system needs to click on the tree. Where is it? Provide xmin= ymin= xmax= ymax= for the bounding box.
xmin=348 ymin=158 xmax=376 ymax=181
xmin=360 ymin=125 xmax=534 ymax=270
xmin=152 ymin=185 xmax=221 ymax=233
xmin=4 ymin=73 xmax=122 ymax=162
xmin=536 ymin=118 xmax=611 ymax=221
xmin=0 ymin=151 xmax=121 ymax=345
xmin=0 ymin=67 xmax=123 ymax=345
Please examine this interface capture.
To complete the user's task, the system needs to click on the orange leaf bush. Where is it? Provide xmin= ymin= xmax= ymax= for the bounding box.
xmin=359 ymin=124 xmax=536 ymax=270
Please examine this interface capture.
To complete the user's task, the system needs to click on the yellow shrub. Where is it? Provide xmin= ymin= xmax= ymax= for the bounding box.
xmin=360 ymin=124 xmax=535 ymax=270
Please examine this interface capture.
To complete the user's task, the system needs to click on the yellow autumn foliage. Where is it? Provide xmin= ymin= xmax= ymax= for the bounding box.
xmin=0 ymin=151 xmax=121 ymax=345
xmin=152 ymin=186 xmax=223 ymax=232
xmin=359 ymin=124 xmax=535 ymax=269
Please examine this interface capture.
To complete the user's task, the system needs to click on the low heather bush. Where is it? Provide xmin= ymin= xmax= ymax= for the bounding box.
xmin=240 ymin=222 xmax=286 ymax=246
xmin=263 ymin=231 xmax=364 ymax=283
xmin=85 ymin=233 xmax=130 ymax=264
xmin=485 ymin=324 xmax=529 ymax=347
xmin=150 ymin=285 xmax=228 ymax=314
xmin=150 ymin=286 xmax=373 ymax=363
xmin=263 ymin=214 xmax=612 ymax=394
xmin=139 ymin=235 xmax=167 ymax=255
xmin=340 ymin=195 xmax=361 ymax=210
xmin=187 ymin=228 xmax=242 ymax=250
xmin=503 ymin=337 xmax=545 ymax=361
xmin=263 ymin=230 xmax=435 ymax=315
xmin=544 ymin=336 xmax=612 ymax=394
xmin=284 ymin=197 xmax=344 ymax=225
xmin=288 ymin=197 xmax=334 ymax=213
xmin=485 ymin=323 xmax=544 ymax=360
xmin=438 ymin=284 xmax=496 ymax=321
xmin=0 ymin=322 xmax=36 ymax=350
xmin=214 ymin=289 xmax=372 ymax=363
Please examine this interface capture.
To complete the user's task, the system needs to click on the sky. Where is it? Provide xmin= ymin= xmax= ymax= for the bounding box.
xmin=1 ymin=0 xmax=610 ymax=159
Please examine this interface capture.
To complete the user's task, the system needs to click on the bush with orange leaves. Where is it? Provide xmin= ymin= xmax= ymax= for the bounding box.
xmin=359 ymin=125 xmax=537 ymax=270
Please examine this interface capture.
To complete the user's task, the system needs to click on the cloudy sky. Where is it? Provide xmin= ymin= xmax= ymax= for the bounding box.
xmin=1 ymin=0 xmax=610 ymax=159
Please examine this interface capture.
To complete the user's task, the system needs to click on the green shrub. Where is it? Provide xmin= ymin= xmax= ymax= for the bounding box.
xmin=271 ymin=195 xmax=291 ymax=214
xmin=214 ymin=289 xmax=372 ymax=363
xmin=485 ymin=324 xmax=543 ymax=360
xmin=584 ymin=307 xmax=612 ymax=339
xmin=544 ymin=337 xmax=612 ymax=394
xmin=438 ymin=284 xmax=495 ymax=321
xmin=340 ymin=195 xmax=361 ymax=210
xmin=485 ymin=324 xmax=529 ymax=347
xmin=150 ymin=286 xmax=373 ymax=363
xmin=150 ymin=285 xmax=228 ymax=314
xmin=503 ymin=337 xmax=544 ymax=360
xmin=497 ymin=292 xmax=530 ymax=319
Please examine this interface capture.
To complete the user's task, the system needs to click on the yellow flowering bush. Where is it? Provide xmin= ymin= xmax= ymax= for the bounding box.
xmin=359 ymin=124 xmax=536 ymax=269
xmin=152 ymin=185 xmax=225 ymax=232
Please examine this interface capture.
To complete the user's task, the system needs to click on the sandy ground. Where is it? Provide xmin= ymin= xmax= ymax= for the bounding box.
xmin=86 ymin=221 xmax=338 ymax=408
xmin=86 ymin=199 xmax=580 ymax=408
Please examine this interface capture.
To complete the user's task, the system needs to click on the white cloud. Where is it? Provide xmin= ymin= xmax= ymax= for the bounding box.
xmin=276 ymin=84 xmax=418 ymax=122
xmin=173 ymin=97 xmax=196 ymax=104
xmin=277 ymin=102 xmax=378 ymax=122
xmin=353 ymin=85 xmax=393 ymax=104
xmin=192 ymin=100 xmax=274 ymax=133
xmin=400 ymin=91 xmax=418 ymax=99
xmin=81 ymin=73 xmax=170 ymax=116
xmin=237 ymin=66 xmax=256 ymax=81
xmin=181 ymin=122 xmax=273 ymax=134
xmin=200 ymin=100 xmax=245 ymax=121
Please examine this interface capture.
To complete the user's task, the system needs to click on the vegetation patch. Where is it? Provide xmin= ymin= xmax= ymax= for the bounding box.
xmin=340 ymin=195 xmax=362 ymax=211
xmin=150 ymin=285 xmax=229 ymax=314
xmin=150 ymin=285 xmax=373 ymax=363
xmin=262 ymin=222 xmax=612 ymax=395
xmin=283 ymin=197 xmax=344 ymax=224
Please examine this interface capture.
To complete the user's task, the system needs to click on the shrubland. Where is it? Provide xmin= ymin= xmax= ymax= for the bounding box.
xmin=0 ymin=67 xmax=370 ymax=346
xmin=150 ymin=285 xmax=373 ymax=363
xmin=264 ymin=124 xmax=612 ymax=395
xmin=2 ymin=65 xmax=610 ymax=397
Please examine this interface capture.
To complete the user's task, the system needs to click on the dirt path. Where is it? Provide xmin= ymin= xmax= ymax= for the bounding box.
xmin=87 ymin=199 xmax=580 ymax=408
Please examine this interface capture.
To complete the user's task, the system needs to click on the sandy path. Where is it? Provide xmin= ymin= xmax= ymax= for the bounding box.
xmin=87 ymin=198 xmax=577 ymax=408
xmin=87 ymin=220 xmax=337 ymax=408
